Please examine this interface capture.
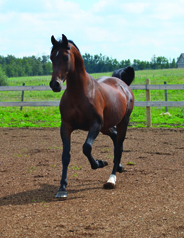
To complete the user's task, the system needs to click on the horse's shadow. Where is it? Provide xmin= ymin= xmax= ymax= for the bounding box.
xmin=0 ymin=182 xmax=102 ymax=206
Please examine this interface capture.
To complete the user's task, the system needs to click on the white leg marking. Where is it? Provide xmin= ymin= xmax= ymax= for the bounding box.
xmin=107 ymin=174 xmax=116 ymax=185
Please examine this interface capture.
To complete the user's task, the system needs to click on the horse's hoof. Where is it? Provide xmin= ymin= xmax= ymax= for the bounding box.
xmin=56 ymin=190 xmax=67 ymax=198
xmin=96 ymin=160 xmax=108 ymax=168
xmin=103 ymin=182 xmax=116 ymax=189
xmin=103 ymin=174 xmax=116 ymax=189
xmin=117 ymin=164 xmax=124 ymax=173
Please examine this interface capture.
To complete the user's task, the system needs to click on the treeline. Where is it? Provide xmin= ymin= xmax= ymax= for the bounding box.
xmin=0 ymin=53 xmax=177 ymax=78
xmin=0 ymin=55 xmax=52 ymax=78
xmin=83 ymin=54 xmax=177 ymax=73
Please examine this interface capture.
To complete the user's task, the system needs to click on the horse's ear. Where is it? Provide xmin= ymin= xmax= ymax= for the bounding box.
xmin=51 ymin=35 xmax=57 ymax=46
xmin=62 ymin=34 xmax=70 ymax=49
xmin=62 ymin=34 xmax=68 ymax=45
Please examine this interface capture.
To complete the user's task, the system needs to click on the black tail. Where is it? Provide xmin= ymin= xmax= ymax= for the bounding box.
xmin=112 ymin=66 xmax=135 ymax=86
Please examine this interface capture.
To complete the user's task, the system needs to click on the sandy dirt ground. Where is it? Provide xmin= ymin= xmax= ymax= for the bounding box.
xmin=0 ymin=127 xmax=184 ymax=238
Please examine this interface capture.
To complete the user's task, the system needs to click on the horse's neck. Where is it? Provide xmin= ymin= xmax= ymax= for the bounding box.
xmin=66 ymin=70 xmax=92 ymax=94
xmin=66 ymin=51 xmax=92 ymax=93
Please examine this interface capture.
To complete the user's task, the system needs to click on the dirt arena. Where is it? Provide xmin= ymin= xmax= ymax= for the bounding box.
xmin=0 ymin=127 xmax=184 ymax=237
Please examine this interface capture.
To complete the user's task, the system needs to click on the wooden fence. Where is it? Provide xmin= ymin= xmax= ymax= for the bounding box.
xmin=0 ymin=79 xmax=184 ymax=127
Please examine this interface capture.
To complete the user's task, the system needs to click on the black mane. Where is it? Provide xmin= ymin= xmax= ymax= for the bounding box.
xmin=68 ymin=40 xmax=80 ymax=53
xmin=51 ymin=38 xmax=80 ymax=54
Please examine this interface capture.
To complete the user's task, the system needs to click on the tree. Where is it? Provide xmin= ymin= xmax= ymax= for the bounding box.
xmin=151 ymin=55 xmax=157 ymax=69
xmin=170 ymin=58 xmax=177 ymax=68
xmin=0 ymin=53 xmax=178 ymax=77
xmin=0 ymin=66 xmax=8 ymax=86
xmin=42 ymin=55 xmax=52 ymax=75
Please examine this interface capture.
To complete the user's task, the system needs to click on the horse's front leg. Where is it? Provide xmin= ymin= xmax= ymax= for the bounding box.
xmin=83 ymin=121 xmax=108 ymax=169
xmin=56 ymin=123 xmax=72 ymax=198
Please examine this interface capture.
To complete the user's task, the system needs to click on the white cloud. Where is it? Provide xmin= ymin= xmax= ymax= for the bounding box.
xmin=0 ymin=0 xmax=184 ymax=61
xmin=152 ymin=1 xmax=184 ymax=20
xmin=121 ymin=2 xmax=149 ymax=14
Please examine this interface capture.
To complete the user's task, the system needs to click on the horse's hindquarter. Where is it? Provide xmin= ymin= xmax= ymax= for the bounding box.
xmin=97 ymin=77 xmax=134 ymax=129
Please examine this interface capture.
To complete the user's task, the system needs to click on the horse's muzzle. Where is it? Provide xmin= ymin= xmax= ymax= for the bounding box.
xmin=49 ymin=79 xmax=63 ymax=92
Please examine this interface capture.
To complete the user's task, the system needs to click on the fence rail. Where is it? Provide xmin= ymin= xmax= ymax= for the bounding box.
xmin=0 ymin=84 xmax=183 ymax=108
xmin=1 ymin=101 xmax=184 ymax=107
xmin=0 ymin=82 xmax=184 ymax=127
xmin=1 ymin=84 xmax=184 ymax=91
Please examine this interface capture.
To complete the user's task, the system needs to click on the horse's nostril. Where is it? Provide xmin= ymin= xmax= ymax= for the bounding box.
xmin=49 ymin=80 xmax=59 ymax=88
xmin=49 ymin=79 xmax=62 ymax=92
xmin=55 ymin=81 xmax=60 ymax=87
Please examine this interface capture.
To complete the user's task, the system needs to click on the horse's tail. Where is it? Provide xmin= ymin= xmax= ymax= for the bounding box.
xmin=112 ymin=66 xmax=135 ymax=86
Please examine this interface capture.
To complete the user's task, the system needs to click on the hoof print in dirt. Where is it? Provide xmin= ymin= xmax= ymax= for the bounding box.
xmin=103 ymin=182 xmax=116 ymax=189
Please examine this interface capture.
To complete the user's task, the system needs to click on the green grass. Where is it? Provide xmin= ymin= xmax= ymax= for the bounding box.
xmin=0 ymin=68 xmax=184 ymax=128
xmin=70 ymin=165 xmax=82 ymax=170
xmin=127 ymin=161 xmax=135 ymax=165
xmin=130 ymin=68 xmax=184 ymax=128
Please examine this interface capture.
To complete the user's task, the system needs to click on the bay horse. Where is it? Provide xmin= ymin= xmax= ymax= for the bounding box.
xmin=49 ymin=34 xmax=135 ymax=198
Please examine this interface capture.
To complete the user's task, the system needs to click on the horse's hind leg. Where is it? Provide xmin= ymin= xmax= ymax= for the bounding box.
xmin=101 ymin=126 xmax=124 ymax=173
xmin=83 ymin=121 xmax=108 ymax=169
xmin=104 ymin=115 xmax=130 ymax=189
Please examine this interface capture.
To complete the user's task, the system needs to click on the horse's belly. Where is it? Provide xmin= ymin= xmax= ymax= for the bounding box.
xmin=72 ymin=120 xmax=90 ymax=130
xmin=103 ymin=109 xmax=125 ymax=129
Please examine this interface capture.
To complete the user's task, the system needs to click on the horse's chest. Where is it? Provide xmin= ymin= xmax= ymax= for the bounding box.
xmin=61 ymin=104 xmax=91 ymax=130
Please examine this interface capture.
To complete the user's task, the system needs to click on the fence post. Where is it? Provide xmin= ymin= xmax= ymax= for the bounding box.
xmin=20 ymin=82 xmax=25 ymax=111
xmin=164 ymin=81 xmax=168 ymax=112
xmin=146 ymin=79 xmax=151 ymax=127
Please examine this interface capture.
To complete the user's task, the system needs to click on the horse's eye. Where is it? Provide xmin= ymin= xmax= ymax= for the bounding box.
xmin=63 ymin=55 xmax=69 ymax=61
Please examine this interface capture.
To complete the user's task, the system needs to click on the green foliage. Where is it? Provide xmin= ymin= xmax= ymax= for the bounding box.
xmin=83 ymin=53 xmax=131 ymax=73
xmin=0 ymin=68 xmax=183 ymax=128
xmin=0 ymin=107 xmax=61 ymax=128
xmin=128 ymin=68 xmax=184 ymax=128
xmin=83 ymin=53 xmax=177 ymax=73
xmin=70 ymin=165 xmax=82 ymax=170
xmin=27 ymin=166 xmax=38 ymax=173
xmin=0 ymin=66 xmax=8 ymax=86
xmin=32 ymin=198 xmax=36 ymax=203
xmin=0 ymin=55 xmax=52 ymax=77
xmin=0 ymin=53 xmax=178 ymax=78
xmin=127 ymin=162 xmax=135 ymax=165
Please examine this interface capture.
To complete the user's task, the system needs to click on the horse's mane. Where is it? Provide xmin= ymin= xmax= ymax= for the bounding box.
xmin=51 ymin=38 xmax=80 ymax=54
xmin=68 ymin=40 xmax=80 ymax=53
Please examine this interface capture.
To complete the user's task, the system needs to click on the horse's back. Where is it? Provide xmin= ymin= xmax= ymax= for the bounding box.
xmin=96 ymin=76 xmax=133 ymax=96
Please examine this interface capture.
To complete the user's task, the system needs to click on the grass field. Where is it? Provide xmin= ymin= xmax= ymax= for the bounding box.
xmin=0 ymin=68 xmax=184 ymax=128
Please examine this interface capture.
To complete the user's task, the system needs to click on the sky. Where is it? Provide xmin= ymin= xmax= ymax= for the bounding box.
xmin=0 ymin=0 xmax=184 ymax=62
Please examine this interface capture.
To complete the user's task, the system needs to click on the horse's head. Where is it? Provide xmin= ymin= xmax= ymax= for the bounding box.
xmin=49 ymin=34 xmax=73 ymax=92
